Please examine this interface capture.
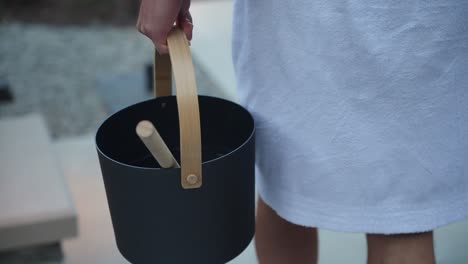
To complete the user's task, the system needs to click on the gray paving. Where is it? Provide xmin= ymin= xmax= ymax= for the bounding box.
xmin=0 ymin=22 xmax=217 ymax=138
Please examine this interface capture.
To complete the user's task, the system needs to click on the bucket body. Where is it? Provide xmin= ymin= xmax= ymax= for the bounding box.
xmin=96 ymin=96 xmax=255 ymax=264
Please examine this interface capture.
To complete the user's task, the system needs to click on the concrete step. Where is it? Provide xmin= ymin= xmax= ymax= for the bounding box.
xmin=0 ymin=113 xmax=77 ymax=252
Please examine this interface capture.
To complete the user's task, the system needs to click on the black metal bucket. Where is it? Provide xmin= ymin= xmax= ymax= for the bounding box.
xmin=95 ymin=29 xmax=255 ymax=264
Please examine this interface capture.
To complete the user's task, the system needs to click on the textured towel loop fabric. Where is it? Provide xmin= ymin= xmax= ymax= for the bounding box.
xmin=232 ymin=0 xmax=468 ymax=233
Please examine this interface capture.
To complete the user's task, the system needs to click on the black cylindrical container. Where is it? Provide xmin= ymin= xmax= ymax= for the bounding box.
xmin=96 ymin=96 xmax=255 ymax=264
xmin=96 ymin=28 xmax=256 ymax=263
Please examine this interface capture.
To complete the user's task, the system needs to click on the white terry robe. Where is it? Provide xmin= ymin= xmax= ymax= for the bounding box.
xmin=232 ymin=0 xmax=468 ymax=233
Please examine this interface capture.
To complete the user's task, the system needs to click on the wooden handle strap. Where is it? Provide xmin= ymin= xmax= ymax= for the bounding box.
xmin=154 ymin=51 xmax=172 ymax=97
xmin=155 ymin=28 xmax=202 ymax=189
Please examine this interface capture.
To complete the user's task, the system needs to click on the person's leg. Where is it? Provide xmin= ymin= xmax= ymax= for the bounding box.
xmin=255 ymin=197 xmax=318 ymax=264
xmin=367 ymin=232 xmax=436 ymax=264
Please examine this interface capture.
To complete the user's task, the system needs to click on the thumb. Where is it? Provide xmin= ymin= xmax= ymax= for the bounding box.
xmin=177 ymin=12 xmax=193 ymax=41
xmin=177 ymin=1 xmax=193 ymax=41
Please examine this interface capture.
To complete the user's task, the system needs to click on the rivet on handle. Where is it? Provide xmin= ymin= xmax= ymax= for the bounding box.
xmin=186 ymin=174 xmax=199 ymax=185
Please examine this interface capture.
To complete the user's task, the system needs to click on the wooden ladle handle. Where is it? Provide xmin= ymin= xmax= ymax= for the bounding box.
xmin=136 ymin=120 xmax=180 ymax=169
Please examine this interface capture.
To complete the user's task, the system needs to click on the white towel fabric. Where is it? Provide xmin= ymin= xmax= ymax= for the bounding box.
xmin=232 ymin=0 xmax=468 ymax=233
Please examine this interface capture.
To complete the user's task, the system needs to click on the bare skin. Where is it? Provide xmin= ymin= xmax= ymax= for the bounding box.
xmin=136 ymin=2 xmax=437 ymax=263
xmin=367 ymin=232 xmax=436 ymax=264
xmin=256 ymin=198 xmax=318 ymax=264
xmin=256 ymin=197 xmax=435 ymax=264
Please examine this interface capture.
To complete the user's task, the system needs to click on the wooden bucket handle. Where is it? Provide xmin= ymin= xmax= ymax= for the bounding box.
xmin=154 ymin=27 xmax=202 ymax=189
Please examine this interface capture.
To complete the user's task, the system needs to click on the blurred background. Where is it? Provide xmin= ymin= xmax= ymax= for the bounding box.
xmin=0 ymin=0 xmax=139 ymax=25
xmin=0 ymin=0 xmax=467 ymax=263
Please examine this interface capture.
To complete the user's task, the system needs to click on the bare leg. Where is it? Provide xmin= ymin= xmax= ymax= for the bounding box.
xmin=255 ymin=197 xmax=318 ymax=264
xmin=367 ymin=232 xmax=436 ymax=264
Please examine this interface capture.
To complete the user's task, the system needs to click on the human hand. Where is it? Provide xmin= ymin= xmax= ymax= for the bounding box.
xmin=136 ymin=0 xmax=193 ymax=54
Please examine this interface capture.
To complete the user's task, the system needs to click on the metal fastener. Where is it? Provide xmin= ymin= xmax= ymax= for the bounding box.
xmin=186 ymin=174 xmax=198 ymax=185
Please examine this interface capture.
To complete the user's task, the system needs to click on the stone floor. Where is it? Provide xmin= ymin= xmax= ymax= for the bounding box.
xmin=0 ymin=22 xmax=217 ymax=138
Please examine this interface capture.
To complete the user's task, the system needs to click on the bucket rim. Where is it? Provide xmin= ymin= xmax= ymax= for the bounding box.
xmin=95 ymin=95 xmax=255 ymax=170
